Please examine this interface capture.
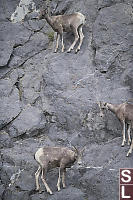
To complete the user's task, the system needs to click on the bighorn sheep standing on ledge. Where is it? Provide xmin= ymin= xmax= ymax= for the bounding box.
xmin=34 ymin=146 xmax=84 ymax=194
xmin=38 ymin=9 xmax=85 ymax=53
xmin=98 ymin=102 xmax=133 ymax=156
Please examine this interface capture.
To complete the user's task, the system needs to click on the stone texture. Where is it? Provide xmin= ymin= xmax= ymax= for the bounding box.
xmin=93 ymin=3 xmax=133 ymax=72
xmin=0 ymin=0 xmax=133 ymax=200
xmin=0 ymin=131 xmax=13 ymax=148
xmin=0 ymin=41 xmax=14 ymax=67
xmin=122 ymin=67 xmax=133 ymax=92
xmin=0 ymin=78 xmax=21 ymax=129
xmin=9 ymin=105 xmax=47 ymax=138
xmin=47 ymin=187 xmax=85 ymax=200
xmin=0 ymin=183 xmax=5 ymax=200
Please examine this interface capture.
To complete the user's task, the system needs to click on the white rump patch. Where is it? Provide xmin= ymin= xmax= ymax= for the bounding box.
xmin=35 ymin=148 xmax=44 ymax=163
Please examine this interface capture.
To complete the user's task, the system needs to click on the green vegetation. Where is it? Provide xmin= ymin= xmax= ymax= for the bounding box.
xmin=47 ymin=31 xmax=54 ymax=42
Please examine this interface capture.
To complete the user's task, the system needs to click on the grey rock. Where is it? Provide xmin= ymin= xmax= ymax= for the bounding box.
xmin=0 ymin=41 xmax=14 ymax=67
xmin=31 ymin=193 xmax=48 ymax=200
xmin=9 ymin=32 xmax=49 ymax=67
xmin=9 ymin=105 xmax=47 ymax=138
xmin=0 ymin=80 xmax=21 ymax=129
xmin=122 ymin=67 xmax=133 ymax=92
xmin=93 ymin=3 xmax=133 ymax=71
xmin=0 ymin=22 xmax=31 ymax=44
xmin=2 ymin=188 xmax=30 ymax=200
xmin=0 ymin=0 xmax=133 ymax=200
xmin=0 ymin=0 xmax=20 ymax=21
xmin=11 ymin=170 xmax=35 ymax=191
xmin=47 ymin=186 xmax=85 ymax=200
xmin=98 ymin=0 xmax=133 ymax=9
xmin=0 ymin=78 xmax=14 ymax=97
xmin=0 ymin=183 xmax=5 ymax=199
xmin=0 ymin=20 xmax=32 ymax=77
xmin=0 ymin=131 xmax=13 ymax=149
xmin=1 ymin=164 xmax=18 ymax=185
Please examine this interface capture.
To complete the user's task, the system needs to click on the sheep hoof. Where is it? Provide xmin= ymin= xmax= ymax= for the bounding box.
xmin=67 ymin=49 xmax=71 ymax=53
xmin=121 ymin=141 xmax=126 ymax=147
xmin=49 ymin=191 xmax=53 ymax=195
xmin=126 ymin=151 xmax=131 ymax=157
xmin=38 ymin=190 xmax=43 ymax=194
xmin=75 ymin=49 xmax=80 ymax=53
xmin=35 ymin=188 xmax=40 ymax=192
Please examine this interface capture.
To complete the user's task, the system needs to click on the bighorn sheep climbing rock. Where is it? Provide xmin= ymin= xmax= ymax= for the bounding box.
xmin=34 ymin=146 xmax=84 ymax=194
xmin=98 ymin=102 xmax=133 ymax=156
xmin=38 ymin=9 xmax=85 ymax=53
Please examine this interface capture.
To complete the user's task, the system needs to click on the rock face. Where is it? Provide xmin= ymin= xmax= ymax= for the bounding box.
xmin=0 ymin=0 xmax=133 ymax=200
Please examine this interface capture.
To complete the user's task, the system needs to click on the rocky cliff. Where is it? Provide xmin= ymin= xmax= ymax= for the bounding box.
xmin=0 ymin=0 xmax=133 ymax=200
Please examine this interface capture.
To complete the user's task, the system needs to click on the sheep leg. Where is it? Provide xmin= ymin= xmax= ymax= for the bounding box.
xmin=62 ymin=169 xmax=66 ymax=188
xmin=57 ymin=26 xmax=64 ymax=52
xmin=35 ymin=165 xmax=41 ymax=191
xmin=75 ymin=26 xmax=84 ymax=53
xmin=127 ymin=123 xmax=131 ymax=145
xmin=127 ymin=139 xmax=133 ymax=157
xmin=57 ymin=168 xmax=61 ymax=191
xmin=67 ymin=28 xmax=79 ymax=53
xmin=121 ymin=120 xmax=126 ymax=147
xmin=54 ymin=33 xmax=60 ymax=53
xmin=60 ymin=33 xmax=65 ymax=52
xmin=41 ymin=168 xmax=53 ymax=195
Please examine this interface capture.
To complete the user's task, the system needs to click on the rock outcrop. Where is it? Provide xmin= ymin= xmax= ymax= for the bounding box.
xmin=0 ymin=0 xmax=133 ymax=200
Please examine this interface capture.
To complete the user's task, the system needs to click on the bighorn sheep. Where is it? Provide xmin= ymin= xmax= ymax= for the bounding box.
xmin=98 ymin=102 xmax=133 ymax=156
xmin=34 ymin=146 xmax=84 ymax=194
xmin=38 ymin=9 xmax=85 ymax=53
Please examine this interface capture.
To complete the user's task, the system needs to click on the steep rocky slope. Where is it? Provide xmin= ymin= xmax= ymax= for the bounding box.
xmin=0 ymin=0 xmax=133 ymax=200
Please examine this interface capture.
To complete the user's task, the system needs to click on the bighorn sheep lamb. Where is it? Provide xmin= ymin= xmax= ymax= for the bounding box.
xmin=98 ymin=102 xmax=133 ymax=156
xmin=38 ymin=9 xmax=85 ymax=53
xmin=34 ymin=146 xmax=84 ymax=194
